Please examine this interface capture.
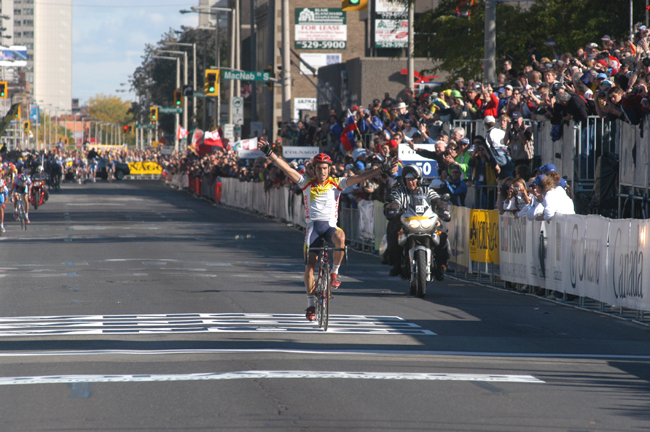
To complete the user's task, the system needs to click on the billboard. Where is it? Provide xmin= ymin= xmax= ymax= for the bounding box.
xmin=374 ymin=0 xmax=408 ymax=49
xmin=295 ymin=8 xmax=347 ymax=50
xmin=0 ymin=46 xmax=27 ymax=67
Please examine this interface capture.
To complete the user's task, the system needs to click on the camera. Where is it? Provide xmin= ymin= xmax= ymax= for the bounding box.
xmin=642 ymin=57 xmax=650 ymax=67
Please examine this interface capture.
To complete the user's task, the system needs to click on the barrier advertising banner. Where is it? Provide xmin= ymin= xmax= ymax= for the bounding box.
xmin=469 ymin=210 xmax=500 ymax=264
xmin=607 ymin=219 xmax=648 ymax=311
xmin=449 ymin=206 xmax=471 ymax=272
xmin=527 ymin=220 xmax=548 ymax=288
xmin=128 ymin=162 xmax=162 ymax=175
xmin=498 ymin=214 xmax=528 ymax=284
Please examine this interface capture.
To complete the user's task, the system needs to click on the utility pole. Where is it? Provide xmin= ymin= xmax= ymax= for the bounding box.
xmin=484 ymin=0 xmax=496 ymax=84
xmin=228 ymin=8 xmax=236 ymax=124
xmin=407 ymin=1 xmax=414 ymax=91
xmin=282 ymin=0 xmax=291 ymax=122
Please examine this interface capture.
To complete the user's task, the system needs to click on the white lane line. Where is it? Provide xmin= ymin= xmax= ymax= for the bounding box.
xmin=0 ymin=349 xmax=648 ymax=361
xmin=0 ymin=371 xmax=545 ymax=385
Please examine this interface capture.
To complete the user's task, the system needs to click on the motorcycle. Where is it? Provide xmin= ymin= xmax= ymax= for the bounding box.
xmin=384 ymin=192 xmax=449 ymax=298
xmin=30 ymin=180 xmax=45 ymax=209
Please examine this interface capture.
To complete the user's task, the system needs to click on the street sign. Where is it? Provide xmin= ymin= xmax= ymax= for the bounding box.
xmin=223 ymin=124 xmax=235 ymax=142
xmin=135 ymin=124 xmax=156 ymax=130
xmin=158 ymin=107 xmax=183 ymax=114
xmin=232 ymin=97 xmax=244 ymax=126
xmin=221 ymin=70 xmax=271 ymax=81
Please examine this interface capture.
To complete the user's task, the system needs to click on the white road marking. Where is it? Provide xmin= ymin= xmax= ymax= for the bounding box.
xmin=0 ymin=371 xmax=545 ymax=386
xmin=0 ymin=313 xmax=435 ymax=336
xmin=0 ymin=349 xmax=648 ymax=361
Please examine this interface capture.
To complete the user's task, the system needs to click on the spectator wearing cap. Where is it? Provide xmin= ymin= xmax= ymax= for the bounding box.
xmin=505 ymin=111 xmax=534 ymax=169
xmin=395 ymin=101 xmax=408 ymax=118
xmin=454 ymin=137 xmax=472 ymax=180
xmin=498 ymin=85 xmax=514 ymax=115
xmin=464 ymin=87 xmax=480 ymax=119
xmin=454 ymin=77 xmax=465 ymax=90
xmin=444 ymin=164 xmax=468 ymax=206
xmin=484 ymin=115 xmax=507 ymax=151
xmin=403 ymin=119 xmax=417 ymax=139
xmin=474 ymin=83 xmax=500 ymax=118
xmin=380 ymin=93 xmax=395 ymax=111
xmin=538 ymin=170 xmax=575 ymax=222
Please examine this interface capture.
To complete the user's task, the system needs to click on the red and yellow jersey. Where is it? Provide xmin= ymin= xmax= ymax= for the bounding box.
xmin=297 ymin=175 xmax=349 ymax=224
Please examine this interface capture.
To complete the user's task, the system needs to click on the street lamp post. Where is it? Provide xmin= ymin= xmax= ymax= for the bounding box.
xmin=163 ymin=41 xmax=197 ymax=127
xmin=160 ymin=49 xmax=189 ymax=140
xmin=153 ymin=55 xmax=181 ymax=151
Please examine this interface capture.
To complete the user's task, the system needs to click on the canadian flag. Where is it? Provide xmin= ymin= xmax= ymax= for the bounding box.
xmin=203 ymin=129 xmax=223 ymax=147
xmin=177 ymin=126 xmax=190 ymax=140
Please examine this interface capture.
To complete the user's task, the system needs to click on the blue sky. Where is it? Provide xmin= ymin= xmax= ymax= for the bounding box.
xmin=72 ymin=1 xmax=199 ymax=105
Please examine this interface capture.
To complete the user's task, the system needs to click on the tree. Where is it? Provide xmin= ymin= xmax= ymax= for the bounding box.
xmin=87 ymin=93 xmax=133 ymax=125
xmin=415 ymin=0 xmax=647 ymax=82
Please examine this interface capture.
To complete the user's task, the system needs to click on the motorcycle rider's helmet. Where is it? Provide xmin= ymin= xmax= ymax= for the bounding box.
xmin=36 ymin=165 xmax=43 ymax=172
xmin=401 ymin=164 xmax=423 ymax=186
xmin=312 ymin=153 xmax=333 ymax=166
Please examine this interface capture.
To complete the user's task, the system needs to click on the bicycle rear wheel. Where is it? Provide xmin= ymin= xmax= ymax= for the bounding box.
xmin=316 ymin=264 xmax=328 ymax=328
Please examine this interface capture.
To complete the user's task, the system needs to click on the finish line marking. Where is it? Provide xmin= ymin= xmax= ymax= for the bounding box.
xmin=0 ymin=371 xmax=545 ymax=386
xmin=0 ymin=313 xmax=436 ymax=337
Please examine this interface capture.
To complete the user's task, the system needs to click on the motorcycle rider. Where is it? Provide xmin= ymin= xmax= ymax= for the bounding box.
xmin=31 ymin=165 xmax=49 ymax=203
xmin=384 ymin=164 xmax=451 ymax=281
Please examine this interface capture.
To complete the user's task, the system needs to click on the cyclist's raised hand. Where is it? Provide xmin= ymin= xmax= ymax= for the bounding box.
xmin=258 ymin=137 xmax=273 ymax=157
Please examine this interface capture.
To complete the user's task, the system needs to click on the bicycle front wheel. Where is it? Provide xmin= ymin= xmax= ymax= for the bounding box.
xmin=323 ymin=264 xmax=331 ymax=331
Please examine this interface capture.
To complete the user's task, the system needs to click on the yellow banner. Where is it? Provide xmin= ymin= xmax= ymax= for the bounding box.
xmin=128 ymin=161 xmax=162 ymax=175
xmin=469 ymin=209 xmax=500 ymax=264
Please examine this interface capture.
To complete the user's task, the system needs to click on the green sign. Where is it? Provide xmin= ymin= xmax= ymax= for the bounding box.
xmin=295 ymin=8 xmax=347 ymax=50
xmin=158 ymin=107 xmax=183 ymax=114
xmin=221 ymin=70 xmax=271 ymax=81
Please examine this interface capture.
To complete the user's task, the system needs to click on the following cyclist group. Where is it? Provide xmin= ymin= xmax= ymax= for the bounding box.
xmin=0 ymin=147 xmax=129 ymax=232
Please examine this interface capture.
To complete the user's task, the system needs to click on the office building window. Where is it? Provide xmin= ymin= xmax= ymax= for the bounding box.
xmin=23 ymin=20 xmax=33 ymax=26
xmin=14 ymin=32 xmax=21 ymax=38
xmin=23 ymin=8 xmax=33 ymax=15
xmin=23 ymin=31 xmax=33 ymax=37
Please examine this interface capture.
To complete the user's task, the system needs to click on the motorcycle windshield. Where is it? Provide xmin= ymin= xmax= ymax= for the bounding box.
xmin=408 ymin=195 xmax=430 ymax=215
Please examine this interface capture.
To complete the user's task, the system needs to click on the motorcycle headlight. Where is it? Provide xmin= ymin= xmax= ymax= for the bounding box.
xmin=408 ymin=219 xmax=421 ymax=229
xmin=420 ymin=219 xmax=434 ymax=229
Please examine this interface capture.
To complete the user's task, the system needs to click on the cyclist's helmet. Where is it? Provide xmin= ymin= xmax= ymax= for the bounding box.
xmin=312 ymin=153 xmax=333 ymax=166
xmin=401 ymin=164 xmax=423 ymax=185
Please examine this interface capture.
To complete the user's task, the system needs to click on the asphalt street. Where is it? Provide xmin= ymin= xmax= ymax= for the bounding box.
xmin=0 ymin=180 xmax=648 ymax=432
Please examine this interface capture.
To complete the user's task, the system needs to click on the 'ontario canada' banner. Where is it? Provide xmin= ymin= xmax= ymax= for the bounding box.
xmin=498 ymin=213 xmax=649 ymax=312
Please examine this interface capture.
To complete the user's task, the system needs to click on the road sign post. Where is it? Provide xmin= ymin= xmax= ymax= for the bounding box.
xmin=232 ymin=97 xmax=244 ymax=126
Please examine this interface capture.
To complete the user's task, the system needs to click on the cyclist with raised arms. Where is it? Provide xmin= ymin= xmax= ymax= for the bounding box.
xmin=258 ymin=137 xmax=396 ymax=321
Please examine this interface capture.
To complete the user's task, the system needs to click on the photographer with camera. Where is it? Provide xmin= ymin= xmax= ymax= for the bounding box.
xmin=505 ymin=111 xmax=534 ymax=169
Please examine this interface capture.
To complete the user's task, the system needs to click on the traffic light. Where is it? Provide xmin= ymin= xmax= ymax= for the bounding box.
xmin=173 ymin=89 xmax=183 ymax=107
xmin=123 ymin=124 xmax=129 ymax=133
xmin=204 ymin=69 xmax=219 ymax=96
xmin=265 ymin=65 xmax=274 ymax=90
xmin=150 ymin=106 xmax=158 ymax=123
xmin=0 ymin=81 xmax=6 ymax=98
xmin=342 ymin=0 xmax=367 ymax=11
xmin=64 ymin=138 xmax=68 ymax=145
xmin=14 ymin=105 xmax=20 ymax=119
xmin=22 ymin=121 xmax=29 ymax=133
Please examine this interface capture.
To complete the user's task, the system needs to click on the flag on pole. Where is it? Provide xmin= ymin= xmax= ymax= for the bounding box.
xmin=187 ymin=128 xmax=203 ymax=155
xmin=177 ymin=125 xmax=190 ymax=140
xmin=203 ymin=129 xmax=224 ymax=147
xmin=340 ymin=110 xmax=357 ymax=152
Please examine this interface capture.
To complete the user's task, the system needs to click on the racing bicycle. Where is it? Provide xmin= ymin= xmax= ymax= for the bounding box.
xmin=306 ymin=241 xmax=347 ymax=331
xmin=16 ymin=194 xmax=27 ymax=230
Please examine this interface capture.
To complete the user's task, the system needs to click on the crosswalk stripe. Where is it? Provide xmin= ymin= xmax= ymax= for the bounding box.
xmin=0 ymin=313 xmax=436 ymax=336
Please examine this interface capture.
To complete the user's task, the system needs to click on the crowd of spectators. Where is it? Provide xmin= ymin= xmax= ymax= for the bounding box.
xmin=161 ymin=27 xmax=650 ymax=218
